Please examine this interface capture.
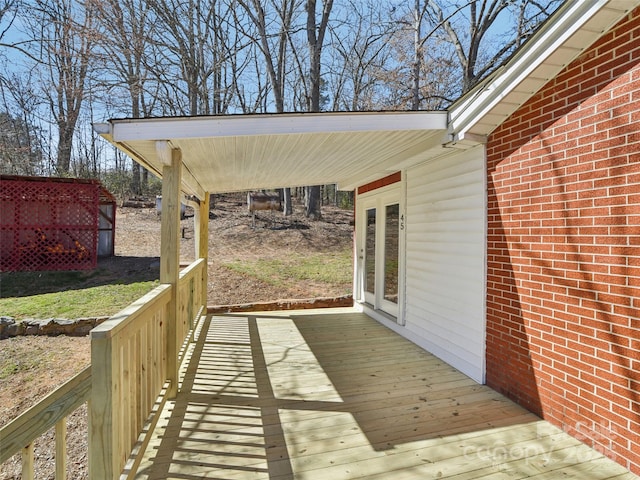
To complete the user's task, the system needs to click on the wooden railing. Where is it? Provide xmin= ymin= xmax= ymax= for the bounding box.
xmin=0 ymin=366 xmax=92 ymax=479
xmin=0 ymin=258 xmax=207 ymax=480
xmin=89 ymin=283 xmax=172 ymax=479
xmin=177 ymin=258 xmax=206 ymax=346
xmin=89 ymin=258 xmax=206 ymax=479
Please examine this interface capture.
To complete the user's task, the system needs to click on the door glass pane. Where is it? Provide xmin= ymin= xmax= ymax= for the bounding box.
xmin=384 ymin=204 xmax=399 ymax=304
xmin=365 ymin=208 xmax=376 ymax=295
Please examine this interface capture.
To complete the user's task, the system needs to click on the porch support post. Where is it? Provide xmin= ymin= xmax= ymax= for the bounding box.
xmin=159 ymin=143 xmax=182 ymax=399
xmin=196 ymin=193 xmax=210 ymax=311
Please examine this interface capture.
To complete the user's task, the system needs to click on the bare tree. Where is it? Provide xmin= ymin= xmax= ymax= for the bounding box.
xmin=0 ymin=0 xmax=41 ymax=62
xmin=93 ymin=0 xmax=156 ymax=119
xmin=0 ymin=0 xmax=563 ymax=186
xmin=0 ymin=75 xmax=47 ymax=175
xmin=0 ymin=0 xmax=19 ymax=48
xmin=235 ymin=0 xmax=302 ymax=215
xmin=26 ymin=0 xmax=97 ymax=174
xmin=146 ymin=0 xmax=235 ymax=116
xmin=303 ymin=0 xmax=332 ymax=219
xmin=327 ymin=0 xmax=394 ymax=111
xmin=92 ymin=0 xmax=157 ymax=194
xmin=305 ymin=0 xmax=332 ymax=112
xmin=379 ymin=0 xmax=561 ymax=109
xmin=235 ymin=0 xmax=300 ymax=113
xmin=3 ymin=2 xmax=46 ymax=170
xmin=428 ymin=0 xmax=562 ymax=94
xmin=387 ymin=1 xmax=459 ymax=109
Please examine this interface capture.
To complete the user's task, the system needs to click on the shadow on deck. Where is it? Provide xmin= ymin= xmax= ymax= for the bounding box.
xmin=134 ymin=308 xmax=636 ymax=479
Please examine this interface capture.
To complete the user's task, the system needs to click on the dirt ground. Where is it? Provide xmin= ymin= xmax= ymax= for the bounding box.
xmin=0 ymin=336 xmax=91 ymax=479
xmin=0 ymin=194 xmax=354 ymax=479
xmin=114 ymin=194 xmax=354 ymax=305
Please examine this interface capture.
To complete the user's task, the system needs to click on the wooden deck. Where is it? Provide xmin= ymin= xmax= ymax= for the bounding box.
xmin=134 ymin=308 xmax=636 ymax=479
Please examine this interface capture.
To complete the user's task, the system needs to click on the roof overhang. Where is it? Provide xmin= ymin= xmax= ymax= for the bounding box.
xmin=95 ymin=111 xmax=448 ymax=199
xmin=447 ymin=0 xmax=636 ymax=147
xmin=94 ymin=1 xmax=638 ymax=197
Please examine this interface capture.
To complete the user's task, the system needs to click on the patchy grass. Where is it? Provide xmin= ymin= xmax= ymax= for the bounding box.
xmin=0 ymin=342 xmax=54 ymax=380
xmin=223 ymin=248 xmax=353 ymax=292
xmin=0 ymin=269 xmax=103 ymax=297
xmin=0 ymin=281 xmax=159 ymax=320
xmin=1 ymin=261 xmax=157 ymax=298
xmin=0 ymin=256 xmax=160 ymax=320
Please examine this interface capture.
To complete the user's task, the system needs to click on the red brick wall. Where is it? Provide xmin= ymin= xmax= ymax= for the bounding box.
xmin=486 ymin=8 xmax=640 ymax=474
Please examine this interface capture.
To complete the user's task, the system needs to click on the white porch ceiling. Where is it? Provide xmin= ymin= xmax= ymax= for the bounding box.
xmin=95 ymin=111 xmax=448 ymax=200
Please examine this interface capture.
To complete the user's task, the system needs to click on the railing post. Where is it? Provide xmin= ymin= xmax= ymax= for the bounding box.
xmin=198 ymin=193 xmax=210 ymax=312
xmin=159 ymin=143 xmax=182 ymax=399
xmin=89 ymin=335 xmax=116 ymax=479
xmin=55 ymin=420 xmax=66 ymax=479
xmin=21 ymin=443 xmax=34 ymax=480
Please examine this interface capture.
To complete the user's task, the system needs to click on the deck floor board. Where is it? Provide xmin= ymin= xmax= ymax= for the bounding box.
xmin=134 ymin=309 xmax=637 ymax=479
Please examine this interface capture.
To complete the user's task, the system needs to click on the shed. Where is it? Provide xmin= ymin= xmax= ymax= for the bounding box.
xmin=0 ymin=175 xmax=116 ymax=272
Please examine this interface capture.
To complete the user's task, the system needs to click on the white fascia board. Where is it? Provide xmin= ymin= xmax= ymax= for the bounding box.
xmin=448 ymin=0 xmax=611 ymax=142
xmin=92 ymin=122 xmax=111 ymax=136
xmin=108 ymin=111 xmax=448 ymax=142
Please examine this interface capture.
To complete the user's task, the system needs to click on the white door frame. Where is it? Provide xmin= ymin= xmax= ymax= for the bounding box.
xmin=356 ymin=182 xmax=405 ymax=323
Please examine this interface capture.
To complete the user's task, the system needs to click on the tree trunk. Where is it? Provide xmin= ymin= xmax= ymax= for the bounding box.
xmin=283 ymin=187 xmax=293 ymax=216
xmin=304 ymin=0 xmax=332 ymax=219
xmin=56 ymin=126 xmax=74 ymax=174
xmin=305 ymin=185 xmax=321 ymax=220
xmin=412 ymin=0 xmax=421 ymax=110
xmin=131 ymin=161 xmax=141 ymax=195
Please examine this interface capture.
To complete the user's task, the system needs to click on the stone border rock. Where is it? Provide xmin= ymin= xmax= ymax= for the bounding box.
xmin=1 ymin=296 xmax=354 ymax=339
xmin=208 ymin=295 xmax=353 ymax=314
xmin=0 ymin=316 xmax=109 ymax=339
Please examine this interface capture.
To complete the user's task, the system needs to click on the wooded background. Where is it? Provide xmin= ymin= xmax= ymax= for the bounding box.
xmin=0 ymin=0 xmax=560 ymax=214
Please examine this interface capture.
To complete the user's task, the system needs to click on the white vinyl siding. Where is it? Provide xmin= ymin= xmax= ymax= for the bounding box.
xmin=405 ymin=146 xmax=486 ymax=383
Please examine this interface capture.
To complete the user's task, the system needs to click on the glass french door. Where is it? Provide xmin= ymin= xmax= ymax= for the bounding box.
xmin=383 ymin=203 xmax=400 ymax=308
xmin=360 ymin=191 xmax=401 ymax=319
xmin=364 ymin=208 xmax=377 ymax=300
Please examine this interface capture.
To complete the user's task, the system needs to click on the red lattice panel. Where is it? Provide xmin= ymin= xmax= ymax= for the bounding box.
xmin=1 ymin=177 xmax=99 ymax=271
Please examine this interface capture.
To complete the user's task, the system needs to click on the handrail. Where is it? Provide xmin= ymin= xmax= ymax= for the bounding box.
xmin=90 ymin=258 xmax=207 ymax=479
xmin=0 ymin=365 xmax=92 ymax=477
xmin=179 ymin=257 xmax=205 ymax=279
xmin=90 ymin=284 xmax=172 ymax=339
xmin=1 ymin=258 xmax=208 ymax=479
